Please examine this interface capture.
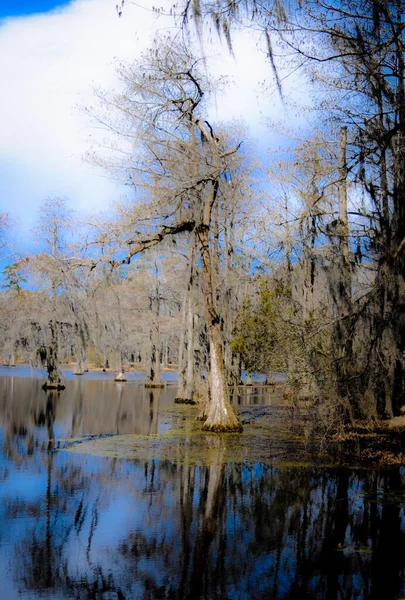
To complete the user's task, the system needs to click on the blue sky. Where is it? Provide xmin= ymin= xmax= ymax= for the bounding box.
xmin=0 ymin=0 xmax=70 ymax=18
xmin=0 ymin=0 xmax=310 ymax=258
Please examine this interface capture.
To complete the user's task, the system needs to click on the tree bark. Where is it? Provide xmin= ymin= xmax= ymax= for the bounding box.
xmin=176 ymin=242 xmax=197 ymax=404
xmin=196 ymin=220 xmax=242 ymax=432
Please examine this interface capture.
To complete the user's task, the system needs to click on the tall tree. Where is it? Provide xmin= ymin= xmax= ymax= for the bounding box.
xmin=87 ymin=37 xmax=244 ymax=431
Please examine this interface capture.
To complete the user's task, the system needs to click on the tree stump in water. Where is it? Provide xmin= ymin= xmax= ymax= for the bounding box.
xmin=114 ymin=372 xmax=127 ymax=382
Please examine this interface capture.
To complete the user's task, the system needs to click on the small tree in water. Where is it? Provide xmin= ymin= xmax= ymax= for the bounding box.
xmin=39 ymin=322 xmax=65 ymax=390
xmin=33 ymin=197 xmax=74 ymax=390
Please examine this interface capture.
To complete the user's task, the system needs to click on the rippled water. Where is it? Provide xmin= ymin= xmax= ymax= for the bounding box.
xmin=1 ymin=373 xmax=405 ymax=599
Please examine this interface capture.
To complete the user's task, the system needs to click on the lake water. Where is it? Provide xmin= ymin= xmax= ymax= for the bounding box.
xmin=1 ymin=372 xmax=405 ymax=599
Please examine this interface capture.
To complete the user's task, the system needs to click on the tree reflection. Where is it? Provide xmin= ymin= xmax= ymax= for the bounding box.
xmin=0 ymin=377 xmax=174 ymax=450
xmin=2 ymin=378 xmax=405 ymax=598
xmin=115 ymin=464 xmax=405 ymax=600
xmin=6 ymin=457 xmax=405 ymax=599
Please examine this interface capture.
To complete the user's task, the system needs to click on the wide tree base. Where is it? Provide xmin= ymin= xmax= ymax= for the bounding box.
xmin=175 ymin=397 xmax=197 ymax=405
xmin=199 ymin=397 xmax=243 ymax=432
xmin=145 ymin=382 xmax=165 ymax=388
xmin=201 ymin=421 xmax=243 ymax=433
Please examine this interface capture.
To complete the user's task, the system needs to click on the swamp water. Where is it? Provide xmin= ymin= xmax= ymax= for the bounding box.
xmin=0 ymin=372 xmax=405 ymax=599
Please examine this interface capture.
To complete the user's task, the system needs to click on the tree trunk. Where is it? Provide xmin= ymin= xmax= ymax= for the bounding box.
xmin=7 ymin=351 xmax=15 ymax=367
xmin=115 ymin=350 xmax=127 ymax=382
xmin=194 ymin=316 xmax=209 ymax=407
xmin=330 ymin=126 xmax=355 ymax=419
xmin=73 ymin=348 xmax=85 ymax=375
xmin=102 ymin=350 xmax=109 ymax=372
xmin=183 ymin=288 xmax=196 ymax=402
xmin=145 ymin=283 xmax=164 ymax=388
xmin=196 ymin=223 xmax=242 ymax=432
xmin=175 ymin=296 xmax=187 ymax=400
xmin=223 ymin=208 xmax=242 ymax=386
xmin=176 ymin=243 xmax=197 ymax=404
xmin=43 ymin=321 xmax=65 ymax=390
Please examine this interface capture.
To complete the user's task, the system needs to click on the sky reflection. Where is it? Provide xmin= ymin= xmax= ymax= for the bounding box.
xmin=0 ymin=376 xmax=405 ymax=599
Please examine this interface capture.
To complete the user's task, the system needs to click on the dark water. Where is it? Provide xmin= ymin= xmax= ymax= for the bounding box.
xmin=1 ymin=376 xmax=405 ymax=599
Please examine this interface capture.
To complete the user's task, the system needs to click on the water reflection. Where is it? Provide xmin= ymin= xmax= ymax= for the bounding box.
xmin=231 ymin=384 xmax=285 ymax=406
xmin=1 ymin=377 xmax=405 ymax=599
xmin=0 ymin=377 xmax=174 ymax=443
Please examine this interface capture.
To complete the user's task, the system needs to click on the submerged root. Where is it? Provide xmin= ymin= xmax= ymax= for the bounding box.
xmin=145 ymin=382 xmax=165 ymax=388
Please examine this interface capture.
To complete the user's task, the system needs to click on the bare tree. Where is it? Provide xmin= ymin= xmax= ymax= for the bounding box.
xmin=87 ymin=37 xmax=243 ymax=431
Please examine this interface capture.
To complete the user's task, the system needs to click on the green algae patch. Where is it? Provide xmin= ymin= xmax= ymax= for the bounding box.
xmin=61 ymin=405 xmax=322 ymax=467
xmin=62 ymin=405 xmax=405 ymax=467
xmin=63 ymin=429 xmax=266 ymax=465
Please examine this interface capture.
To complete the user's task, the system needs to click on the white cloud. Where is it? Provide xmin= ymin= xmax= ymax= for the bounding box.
xmin=0 ymin=0 xmax=310 ymax=248
xmin=0 ymin=0 xmax=171 ymax=237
